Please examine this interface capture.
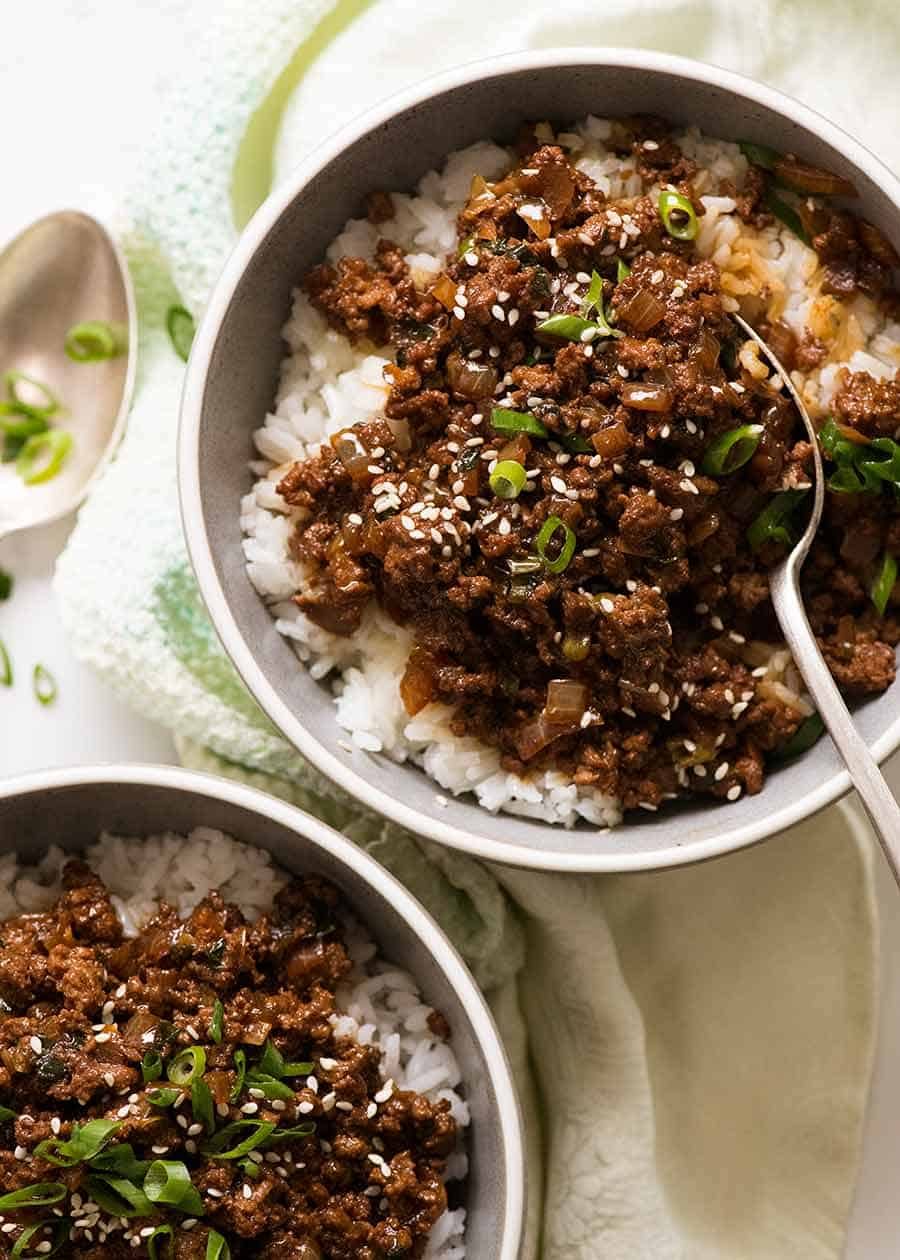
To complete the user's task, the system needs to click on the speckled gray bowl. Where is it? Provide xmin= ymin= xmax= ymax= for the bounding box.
xmin=0 ymin=764 xmax=525 ymax=1260
xmin=179 ymin=48 xmax=900 ymax=871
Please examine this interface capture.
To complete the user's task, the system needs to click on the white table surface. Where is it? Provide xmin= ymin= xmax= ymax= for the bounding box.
xmin=3 ymin=7 xmax=900 ymax=1255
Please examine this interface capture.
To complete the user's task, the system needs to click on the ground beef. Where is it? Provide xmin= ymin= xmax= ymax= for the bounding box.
xmin=276 ymin=118 xmax=900 ymax=818
xmin=0 ymin=867 xmax=457 ymax=1259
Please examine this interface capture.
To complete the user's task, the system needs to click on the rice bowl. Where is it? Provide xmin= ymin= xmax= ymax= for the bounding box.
xmin=241 ymin=115 xmax=900 ymax=828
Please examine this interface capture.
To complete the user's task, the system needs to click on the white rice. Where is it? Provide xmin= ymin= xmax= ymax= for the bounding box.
xmin=241 ymin=118 xmax=900 ymax=827
xmin=0 ymin=828 xmax=467 ymax=1259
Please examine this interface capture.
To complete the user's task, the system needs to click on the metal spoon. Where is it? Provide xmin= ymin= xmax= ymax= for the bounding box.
xmin=0 ymin=211 xmax=136 ymax=540
xmin=735 ymin=314 xmax=900 ymax=876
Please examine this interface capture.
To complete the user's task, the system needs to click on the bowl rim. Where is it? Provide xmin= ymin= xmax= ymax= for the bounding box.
xmin=0 ymin=761 xmax=526 ymax=1260
xmin=179 ymin=45 xmax=900 ymax=872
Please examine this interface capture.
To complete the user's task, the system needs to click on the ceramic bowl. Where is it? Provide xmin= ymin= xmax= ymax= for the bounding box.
xmin=0 ymin=764 xmax=525 ymax=1260
xmin=179 ymin=48 xmax=900 ymax=871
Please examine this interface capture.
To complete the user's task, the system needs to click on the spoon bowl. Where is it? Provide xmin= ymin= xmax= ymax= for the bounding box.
xmin=0 ymin=210 xmax=136 ymax=539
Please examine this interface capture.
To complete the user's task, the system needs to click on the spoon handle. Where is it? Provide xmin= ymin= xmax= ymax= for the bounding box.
xmin=770 ymin=567 xmax=900 ymax=879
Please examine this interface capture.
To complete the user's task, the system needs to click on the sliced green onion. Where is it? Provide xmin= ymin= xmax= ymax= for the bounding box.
xmin=658 ymin=190 xmax=699 ymax=241
xmin=616 ymin=258 xmax=631 ymax=283
xmin=738 ymin=140 xmax=781 ymax=171
xmin=167 ymin=1045 xmax=206 ymax=1086
xmin=580 ymin=270 xmax=605 ymax=318
xmin=147 ymin=1225 xmax=175 ymax=1260
xmin=489 ymin=459 xmax=527 ymax=500
xmin=490 ymin=407 xmax=549 ymax=439
xmin=204 ymin=1119 xmax=276 ymax=1160
xmin=239 ymin=1157 xmax=261 ymax=1179
xmin=775 ymin=713 xmax=825 ymax=760
xmin=267 ymin=1122 xmax=316 ymax=1143
xmin=89 ymin=1143 xmax=149 ymax=1181
xmin=562 ymin=634 xmax=591 ymax=662
xmin=535 ymin=515 xmax=577 ymax=574
xmin=701 ymin=424 xmax=763 ymax=475
xmin=4 ymin=371 xmax=59 ymax=419
xmin=64 ymin=320 xmax=127 ymax=363
xmin=11 ymin=1220 xmax=68 ymax=1260
xmin=537 ymin=313 xmax=600 ymax=342
xmin=86 ymin=1173 xmax=153 ymax=1217
xmin=209 ymin=999 xmax=224 ymax=1044
xmin=206 ymin=1229 xmax=232 ymax=1260
xmin=559 ymin=432 xmax=593 ymax=454
xmin=166 ymin=305 xmax=195 ymax=362
xmin=144 ymin=1159 xmax=205 ymax=1216
xmin=0 ymin=408 xmax=49 ymax=440
xmin=32 ymin=664 xmax=57 ymax=707
xmin=0 ymin=571 xmax=13 ymax=602
xmin=15 ymin=429 xmax=72 ymax=485
xmin=257 ymin=1039 xmax=313 ymax=1079
xmin=0 ymin=1103 xmax=15 ymax=1123
xmin=245 ymin=1072 xmax=294 ymax=1101
xmin=34 ymin=1118 xmax=120 ymax=1166
xmin=747 ymin=489 xmax=808 ymax=550
xmin=229 ymin=1049 xmax=247 ymax=1101
xmin=147 ymin=1088 xmax=181 ymax=1108
xmin=280 ymin=1058 xmax=315 ymax=1077
xmin=764 ymin=189 xmax=811 ymax=246
xmin=871 ymin=552 xmax=897 ymax=615
xmin=0 ymin=639 xmax=11 ymax=687
xmin=0 ymin=1183 xmax=67 ymax=1210
xmin=191 ymin=1078 xmax=215 ymax=1134
xmin=457 ymin=235 xmax=475 ymax=258
xmin=861 ymin=439 xmax=900 ymax=491
xmin=141 ymin=1050 xmax=163 ymax=1082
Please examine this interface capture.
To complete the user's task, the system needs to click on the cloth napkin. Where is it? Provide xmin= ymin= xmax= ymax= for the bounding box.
xmin=54 ymin=0 xmax=896 ymax=1254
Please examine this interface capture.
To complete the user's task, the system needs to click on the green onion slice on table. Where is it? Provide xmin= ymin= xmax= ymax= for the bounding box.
xmin=0 ymin=639 xmax=11 ymax=687
xmin=658 ymin=190 xmax=699 ymax=241
xmin=166 ymin=305 xmax=195 ymax=361
xmin=32 ymin=664 xmax=57 ymax=706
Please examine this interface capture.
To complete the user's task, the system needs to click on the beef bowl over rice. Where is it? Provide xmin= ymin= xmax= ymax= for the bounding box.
xmin=181 ymin=51 xmax=900 ymax=866
xmin=0 ymin=768 xmax=524 ymax=1260
xmin=240 ymin=111 xmax=900 ymax=827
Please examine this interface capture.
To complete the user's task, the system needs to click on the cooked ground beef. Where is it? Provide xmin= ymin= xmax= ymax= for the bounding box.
xmin=278 ymin=117 xmax=900 ymax=816
xmin=0 ymin=863 xmax=456 ymax=1258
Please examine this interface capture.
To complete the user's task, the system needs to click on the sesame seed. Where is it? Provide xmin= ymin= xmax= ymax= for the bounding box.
xmin=550 ymin=475 xmax=567 ymax=493
xmin=694 ymin=765 xmax=707 ymax=777
xmin=187 ymin=1123 xmax=203 ymax=1137
xmin=679 ymin=479 xmax=698 ymax=494
xmin=242 ymin=1184 xmax=253 ymax=1200
xmin=508 ymin=308 xmax=520 ymax=326
xmin=710 ymin=615 xmax=724 ymax=631
xmin=600 ymin=598 xmax=615 ymax=613
xmin=727 ymin=785 xmax=742 ymax=801
xmin=580 ymin=325 xmax=598 ymax=343
xmin=464 ymin=250 xmax=478 ymax=266
xmin=298 ymin=1101 xmax=315 ymax=1115
xmin=670 ymin=508 xmax=684 ymax=521
xmin=336 ymin=1101 xmax=353 ymax=1113
xmin=216 ymin=1103 xmax=230 ymax=1118
xmin=729 ymin=631 xmax=746 ymax=644
xmin=650 ymin=269 xmax=664 ymax=284
xmin=497 ymin=290 xmax=510 ymax=302
xmin=152 ymin=1144 xmax=169 ymax=1155
xmin=724 ymin=689 xmax=735 ymax=703
xmin=453 ymin=306 xmax=465 ymax=320
xmin=685 ymin=419 xmax=698 ymax=434
xmin=491 ymin=304 xmax=506 ymax=322
xmin=453 ymin=495 xmax=471 ymax=512
xmin=643 ymin=139 xmax=660 ymax=150
xmin=241 ymin=1102 xmax=259 ymax=1115
xmin=29 ymin=1036 xmax=42 ymax=1054
xmin=116 ymin=1105 xmax=130 ymax=1118
xmin=714 ymin=763 xmax=729 ymax=781
xmin=14 ymin=1146 xmax=26 ymax=1160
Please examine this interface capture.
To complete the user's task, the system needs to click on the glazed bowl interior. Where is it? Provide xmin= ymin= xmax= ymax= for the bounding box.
xmin=0 ymin=766 xmax=524 ymax=1260
xmin=180 ymin=48 xmax=900 ymax=871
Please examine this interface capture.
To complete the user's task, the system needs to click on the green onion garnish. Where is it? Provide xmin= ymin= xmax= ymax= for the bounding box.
xmin=11 ymin=1219 xmax=68 ymax=1260
xmin=15 ymin=429 xmax=72 ymax=485
xmin=256 ymin=1038 xmax=313 ymax=1079
xmin=457 ymin=235 xmax=476 ymax=258
xmin=209 ymin=999 xmax=224 ymax=1044
xmin=191 ymin=1078 xmax=216 ymax=1134
xmin=0 ymin=569 xmax=12 ymax=601
xmin=701 ymin=424 xmax=763 ymax=475
xmin=147 ymin=1225 xmax=174 ymax=1260
xmin=167 ymin=1045 xmax=206 ymax=1086
xmin=0 ymin=1103 xmax=15 ymax=1123
xmin=229 ymin=1048 xmax=247 ymax=1101
xmin=206 ymin=1229 xmax=232 ymax=1260
xmin=141 ymin=1050 xmax=163 ymax=1082
xmin=537 ymin=313 xmax=602 ymax=342
xmin=266 ymin=1122 xmax=316 ymax=1143
xmin=33 ymin=1118 xmax=120 ymax=1166
xmin=658 ymin=190 xmax=699 ymax=241
xmin=64 ymin=320 xmax=127 ymax=363
xmin=490 ymin=407 xmax=549 ymax=439
xmin=764 ymin=189 xmax=811 ymax=246
xmin=144 ymin=1159 xmax=205 ymax=1216
xmin=203 ymin=1119 xmax=276 ymax=1160
xmin=0 ymin=639 xmax=11 ymax=687
xmin=580 ymin=270 xmax=605 ymax=318
xmin=0 ymin=409 xmax=49 ymax=440
xmin=747 ymin=489 xmax=808 ymax=551
xmin=239 ymin=1156 xmax=261 ymax=1179
xmin=489 ymin=459 xmax=527 ymax=500
xmin=147 ymin=1088 xmax=181 ymax=1108
xmin=32 ymin=664 xmax=57 ymax=707
xmin=0 ymin=1183 xmax=67 ymax=1210
xmin=3 ymin=371 xmax=59 ymax=420
xmin=245 ymin=1072 xmax=294 ymax=1101
xmin=738 ymin=140 xmax=781 ymax=171
xmin=616 ymin=258 xmax=631 ymax=283
xmin=86 ymin=1173 xmax=153 ymax=1217
xmin=90 ymin=1142 xmax=149 ymax=1181
xmin=817 ymin=417 xmax=900 ymax=494
xmin=166 ymin=305 xmax=195 ymax=362
xmin=871 ymin=551 xmax=897 ymax=615
xmin=535 ymin=515 xmax=577 ymax=574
